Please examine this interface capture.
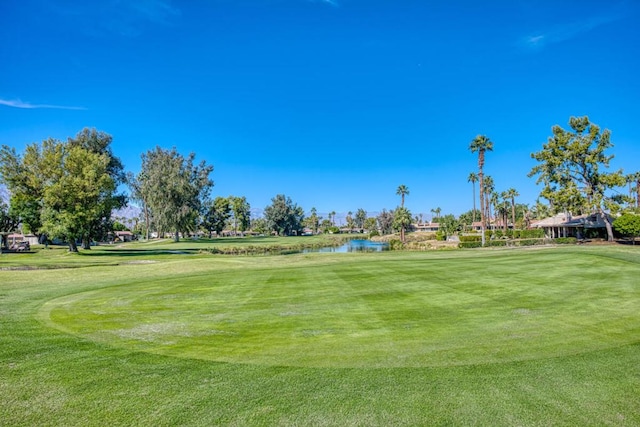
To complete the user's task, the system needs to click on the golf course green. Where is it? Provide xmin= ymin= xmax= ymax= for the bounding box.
xmin=2 ymin=242 xmax=640 ymax=425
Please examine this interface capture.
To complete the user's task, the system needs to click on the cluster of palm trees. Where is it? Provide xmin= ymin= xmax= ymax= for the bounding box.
xmin=468 ymin=135 xmax=524 ymax=243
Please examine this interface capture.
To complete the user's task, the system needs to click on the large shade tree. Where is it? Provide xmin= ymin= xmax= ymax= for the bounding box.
xmin=136 ymin=147 xmax=214 ymax=241
xmin=0 ymin=200 xmax=20 ymax=250
xmin=469 ymin=135 xmax=493 ymax=246
xmin=376 ymin=209 xmax=394 ymax=235
xmin=201 ymin=196 xmax=231 ymax=237
xmin=229 ymin=196 xmax=251 ymax=236
xmin=68 ymin=128 xmax=126 ymax=249
xmin=263 ymin=194 xmax=304 ymax=236
xmin=529 ymin=116 xmax=625 ymax=241
xmin=41 ymin=144 xmax=115 ymax=252
xmin=1 ymin=138 xmax=116 ymax=252
xmin=0 ymin=141 xmax=50 ymax=238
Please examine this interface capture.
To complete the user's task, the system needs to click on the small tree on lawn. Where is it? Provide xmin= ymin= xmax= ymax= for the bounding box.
xmin=613 ymin=213 xmax=640 ymax=245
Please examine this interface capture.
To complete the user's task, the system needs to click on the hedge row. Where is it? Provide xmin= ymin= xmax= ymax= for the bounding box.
xmin=458 ymin=236 xmax=578 ymax=249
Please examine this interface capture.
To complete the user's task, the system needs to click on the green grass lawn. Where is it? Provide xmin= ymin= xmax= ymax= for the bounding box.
xmin=2 ymin=243 xmax=640 ymax=426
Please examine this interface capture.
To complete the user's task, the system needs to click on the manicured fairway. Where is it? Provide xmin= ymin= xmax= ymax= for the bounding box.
xmin=2 ymin=244 xmax=640 ymax=425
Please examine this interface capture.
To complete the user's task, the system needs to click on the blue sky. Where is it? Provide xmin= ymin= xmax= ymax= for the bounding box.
xmin=1 ymin=0 xmax=639 ymax=221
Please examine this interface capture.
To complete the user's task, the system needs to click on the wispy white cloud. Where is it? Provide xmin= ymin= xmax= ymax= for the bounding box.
xmin=309 ymin=0 xmax=339 ymax=7
xmin=128 ymin=0 xmax=181 ymax=25
xmin=0 ymin=98 xmax=86 ymax=110
xmin=521 ymin=13 xmax=621 ymax=50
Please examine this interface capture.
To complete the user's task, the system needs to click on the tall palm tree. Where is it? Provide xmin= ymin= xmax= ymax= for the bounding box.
xmin=396 ymin=184 xmax=409 ymax=207
xmin=483 ymin=175 xmax=495 ymax=228
xmin=500 ymin=191 xmax=510 ymax=232
xmin=430 ymin=207 xmax=442 ymax=221
xmin=506 ymin=188 xmax=519 ymax=228
xmin=330 ymin=211 xmax=336 ymax=226
xmin=469 ymin=135 xmax=494 ymax=244
xmin=490 ymin=191 xmax=499 ymax=230
xmin=627 ymin=172 xmax=640 ymax=208
xmin=467 ymin=172 xmax=478 ymax=222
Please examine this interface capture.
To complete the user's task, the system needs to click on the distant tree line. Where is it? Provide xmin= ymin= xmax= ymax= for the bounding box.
xmin=1 ymin=116 xmax=638 ymax=250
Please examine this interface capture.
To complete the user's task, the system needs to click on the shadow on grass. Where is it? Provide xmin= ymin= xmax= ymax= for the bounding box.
xmin=78 ymin=249 xmax=199 ymax=257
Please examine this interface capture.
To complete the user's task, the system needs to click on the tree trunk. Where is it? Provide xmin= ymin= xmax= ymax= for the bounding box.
xmin=478 ymin=172 xmax=486 ymax=247
xmin=82 ymin=235 xmax=91 ymax=250
xmin=472 ymin=184 xmax=476 ymax=223
xmin=599 ymin=208 xmax=614 ymax=242
xmin=68 ymin=240 xmax=79 ymax=252
xmin=174 ymin=230 xmax=180 ymax=242
xmin=144 ymin=204 xmax=150 ymax=241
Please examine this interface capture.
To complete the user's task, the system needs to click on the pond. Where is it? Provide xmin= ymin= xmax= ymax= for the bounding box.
xmin=303 ymin=239 xmax=389 ymax=253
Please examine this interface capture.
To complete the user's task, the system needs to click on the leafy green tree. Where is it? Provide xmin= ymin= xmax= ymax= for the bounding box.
xmin=202 ymin=196 xmax=231 ymax=237
xmin=346 ymin=211 xmax=354 ymax=231
xmin=529 ymin=116 xmax=626 ymax=241
xmin=469 ymin=135 xmax=493 ymax=246
xmin=1 ymin=138 xmax=116 ymax=251
xmin=126 ymin=171 xmax=152 ymax=240
xmin=396 ymin=185 xmax=409 ymax=207
xmin=613 ymin=213 xmax=640 ymax=244
xmin=0 ymin=141 xmax=50 ymax=237
xmin=354 ymin=208 xmax=367 ymax=230
xmin=377 ymin=209 xmax=394 ymax=235
xmin=303 ymin=207 xmax=320 ymax=234
xmin=458 ymin=209 xmax=481 ymax=229
xmin=68 ymin=128 xmax=126 ymax=248
xmin=263 ymin=194 xmax=304 ymax=236
xmin=393 ymin=206 xmax=412 ymax=242
xmin=319 ymin=218 xmax=332 ymax=233
xmin=229 ymin=196 xmax=251 ymax=236
xmin=41 ymin=143 xmax=115 ymax=252
xmin=0 ymin=200 xmax=20 ymax=250
xmin=363 ymin=216 xmax=377 ymax=233
xmin=136 ymin=147 xmax=213 ymax=242
xmin=438 ymin=213 xmax=460 ymax=240
xmin=250 ymin=217 xmax=269 ymax=235
xmin=467 ymin=172 xmax=478 ymax=222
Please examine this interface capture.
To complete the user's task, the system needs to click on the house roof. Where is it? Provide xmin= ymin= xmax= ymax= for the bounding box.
xmin=533 ymin=213 xmax=613 ymax=229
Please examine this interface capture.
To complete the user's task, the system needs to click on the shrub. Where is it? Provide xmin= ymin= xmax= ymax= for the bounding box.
xmin=458 ymin=241 xmax=482 ymax=249
xmin=459 ymin=235 xmax=482 ymax=242
xmin=435 ymin=231 xmax=446 ymax=241
xmin=487 ymin=240 xmax=507 ymax=247
xmin=515 ymin=238 xmax=546 ymax=246
xmin=369 ymin=230 xmax=380 ymax=238
xmin=389 ymin=239 xmax=405 ymax=250
xmin=554 ymin=237 xmax=577 ymax=245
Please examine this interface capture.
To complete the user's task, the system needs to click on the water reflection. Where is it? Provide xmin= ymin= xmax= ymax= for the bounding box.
xmin=303 ymin=239 xmax=389 ymax=253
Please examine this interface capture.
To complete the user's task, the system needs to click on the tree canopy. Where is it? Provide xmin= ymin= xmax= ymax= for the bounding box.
xmin=613 ymin=213 xmax=640 ymax=244
xmin=0 ymin=136 xmax=118 ymax=251
xmin=263 ymin=194 xmax=304 ymax=236
xmin=529 ymin=116 xmax=625 ymax=241
xmin=135 ymin=147 xmax=213 ymax=241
